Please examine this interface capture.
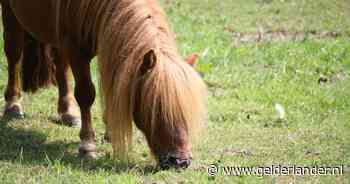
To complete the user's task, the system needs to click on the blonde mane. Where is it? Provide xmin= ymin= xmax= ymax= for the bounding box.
xmin=97 ymin=0 xmax=207 ymax=157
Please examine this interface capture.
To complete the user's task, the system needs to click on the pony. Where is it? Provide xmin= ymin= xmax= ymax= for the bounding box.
xmin=1 ymin=0 xmax=207 ymax=169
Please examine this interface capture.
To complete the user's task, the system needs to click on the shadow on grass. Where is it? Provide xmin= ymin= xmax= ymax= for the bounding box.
xmin=0 ymin=116 xmax=158 ymax=175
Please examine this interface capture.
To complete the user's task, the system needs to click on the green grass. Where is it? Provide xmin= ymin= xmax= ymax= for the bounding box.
xmin=0 ymin=0 xmax=349 ymax=183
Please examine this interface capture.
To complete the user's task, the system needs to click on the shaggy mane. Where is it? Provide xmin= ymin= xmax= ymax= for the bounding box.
xmin=97 ymin=0 xmax=207 ymax=157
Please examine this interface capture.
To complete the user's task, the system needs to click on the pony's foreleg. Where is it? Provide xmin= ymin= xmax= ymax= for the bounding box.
xmin=55 ymin=49 xmax=81 ymax=128
xmin=2 ymin=3 xmax=24 ymax=118
xmin=63 ymin=48 xmax=96 ymax=159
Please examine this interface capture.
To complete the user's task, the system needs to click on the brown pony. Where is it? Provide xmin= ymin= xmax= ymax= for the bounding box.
xmin=1 ymin=0 xmax=207 ymax=169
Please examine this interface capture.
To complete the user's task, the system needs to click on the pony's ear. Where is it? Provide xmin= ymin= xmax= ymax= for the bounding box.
xmin=141 ymin=49 xmax=157 ymax=74
xmin=185 ymin=54 xmax=199 ymax=67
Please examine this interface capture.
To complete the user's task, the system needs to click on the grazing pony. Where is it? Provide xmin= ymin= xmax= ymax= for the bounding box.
xmin=1 ymin=0 xmax=207 ymax=169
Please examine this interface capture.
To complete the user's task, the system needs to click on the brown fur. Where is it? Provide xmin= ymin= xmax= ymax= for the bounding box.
xmin=21 ymin=33 xmax=57 ymax=93
xmin=1 ymin=0 xmax=79 ymax=128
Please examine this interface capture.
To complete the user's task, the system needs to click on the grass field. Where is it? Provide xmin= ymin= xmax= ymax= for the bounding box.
xmin=0 ymin=0 xmax=349 ymax=183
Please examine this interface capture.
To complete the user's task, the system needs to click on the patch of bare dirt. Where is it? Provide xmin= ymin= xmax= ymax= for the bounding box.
xmin=225 ymin=28 xmax=345 ymax=46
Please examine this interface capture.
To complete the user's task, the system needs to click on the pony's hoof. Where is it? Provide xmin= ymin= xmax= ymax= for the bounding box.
xmin=79 ymin=150 xmax=98 ymax=160
xmin=60 ymin=113 xmax=81 ymax=128
xmin=79 ymin=141 xmax=97 ymax=160
xmin=4 ymin=103 xmax=24 ymax=119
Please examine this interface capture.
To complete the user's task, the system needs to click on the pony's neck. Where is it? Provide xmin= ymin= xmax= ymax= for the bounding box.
xmin=57 ymin=0 xmax=115 ymax=56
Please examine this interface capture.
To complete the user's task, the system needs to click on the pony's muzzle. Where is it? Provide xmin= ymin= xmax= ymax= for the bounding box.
xmin=159 ymin=154 xmax=192 ymax=170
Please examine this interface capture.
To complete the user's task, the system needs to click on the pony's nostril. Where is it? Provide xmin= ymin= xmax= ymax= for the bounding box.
xmin=159 ymin=155 xmax=191 ymax=170
xmin=176 ymin=158 xmax=191 ymax=168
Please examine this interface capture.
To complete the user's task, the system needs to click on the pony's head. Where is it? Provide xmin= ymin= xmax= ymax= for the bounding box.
xmin=132 ymin=50 xmax=206 ymax=169
xmin=97 ymin=0 xmax=206 ymax=170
